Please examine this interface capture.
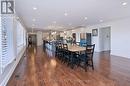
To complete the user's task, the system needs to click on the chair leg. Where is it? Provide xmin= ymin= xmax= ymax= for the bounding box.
xmin=85 ymin=61 xmax=88 ymax=72
xmin=85 ymin=66 xmax=88 ymax=72
xmin=92 ymin=60 xmax=94 ymax=70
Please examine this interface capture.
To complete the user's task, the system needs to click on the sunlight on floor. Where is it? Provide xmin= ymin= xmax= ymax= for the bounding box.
xmin=50 ymin=59 xmax=57 ymax=67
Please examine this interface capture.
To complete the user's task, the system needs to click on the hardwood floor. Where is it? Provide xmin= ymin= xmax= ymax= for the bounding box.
xmin=7 ymin=46 xmax=130 ymax=86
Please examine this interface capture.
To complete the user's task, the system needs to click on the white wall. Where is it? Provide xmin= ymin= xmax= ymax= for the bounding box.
xmin=37 ymin=31 xmax=43 ymax=46
xmin=60 ymin=32 xmax=64 ymax=37
xmin=43 ymin=32 xmax=49 ymax=40
xmin=87 ymin=17 xmax=130 ymax=58
xmin=99 ymin=27 xmax=111 ymax=51
xmin=76 ymin=33 xmax=80 ymax=42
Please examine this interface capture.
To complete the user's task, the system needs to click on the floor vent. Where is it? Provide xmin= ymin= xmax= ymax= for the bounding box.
xmin=15 ymin=74 xmax=20 ymax=79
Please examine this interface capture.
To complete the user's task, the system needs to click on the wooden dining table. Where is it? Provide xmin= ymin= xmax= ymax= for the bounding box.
xmin=67 ymin=45 xmax=86 ymax=69
xmin=68 ymin=45 xmax=86 ymax=52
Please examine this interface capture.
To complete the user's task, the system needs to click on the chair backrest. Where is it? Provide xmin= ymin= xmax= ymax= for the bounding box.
xmin=86 ymin=44 xmax=95 ymax=59
xmin=63 ymin=44 xmax=68 ymax=50
xmin=55 ymin=43 xmax=62 ymax=51
xmin=58 ymin=43 xmax=62 ymax=49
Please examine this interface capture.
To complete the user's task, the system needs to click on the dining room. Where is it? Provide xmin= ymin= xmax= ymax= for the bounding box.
xmin=1 ymin=0 xmax=130 ymax=86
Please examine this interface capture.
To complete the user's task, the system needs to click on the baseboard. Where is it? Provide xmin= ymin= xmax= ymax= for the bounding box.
xmin=0 ymin=47 xmax=26 ymax=86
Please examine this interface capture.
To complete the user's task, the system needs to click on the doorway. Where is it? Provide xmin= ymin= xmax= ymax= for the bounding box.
xmin=72 ymin=33 xmax=76 ymax=44
xmin=28 ymin=34 xmax=37 ymax=47
xmin=99 ymin=27 xmax=111 ymax=52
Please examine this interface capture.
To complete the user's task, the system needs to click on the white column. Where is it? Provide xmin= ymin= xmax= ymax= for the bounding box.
xmin=37 ymin=31 xmax=43 ymax=46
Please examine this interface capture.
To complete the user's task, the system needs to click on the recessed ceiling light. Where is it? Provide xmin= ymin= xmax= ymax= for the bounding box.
xmin=32 ymin=19 xmax=36 ymax=21
xmin=69 ymin=23 xmax=72 ymax=26
xmin=122 ymin=2 xmax=127 ymax=6
xmin=32 ymin=24 xmax=35 ymax=27
xmin=33 ymin=7 xmax=37 ymax=10
xmin=64 ymin=13 xmax=68 ymax=16
xmin=31 ymin=28 xmax=34 ymax=32
xmin=64 ymin=31 xmax=66 ymax=33
xmin=53 ymin=21 xmax=56 ymax=24
xmin=100 ymin=20 xmax=103 ymax=22
xmin=84 ymin=17 xmax=88 ymax=20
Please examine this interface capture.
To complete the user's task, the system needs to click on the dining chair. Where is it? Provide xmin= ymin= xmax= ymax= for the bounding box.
xmin=61 ymin=44 xmax=68 ymax=63
xmin=63 ymin=44 xmax=71 ymax=65
xmin=57 ymin=43 xmax=63 ymax=60
xmin=72 ymin=51 xmax=81 ymax=68
xmin=63 ymin=44 xmax=68 ymax=50
xmin=55 ymin=44 xmax=58 ymax=57
xmin=79 ymin=44 xmax=95 ymax=71
xmin=86 ymin=44 xmax=95 ymax=70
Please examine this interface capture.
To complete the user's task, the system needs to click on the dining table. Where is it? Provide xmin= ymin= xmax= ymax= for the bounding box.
xmin=68 ymin=45 xmax=86 ymax=52
xmin=67 ymin=45 xmax=86 ymax=69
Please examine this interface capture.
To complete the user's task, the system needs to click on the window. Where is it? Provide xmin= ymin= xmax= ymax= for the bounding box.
xmin=0 ymin=14 xmax=26 ymax=75
xmin=0 ymin=16 xmax=2 ymax=74
xmin=16 ymin=21 xmax=26 ymax=54
xmin=0 ymin=15 xmax=26 ymax=86
xmin=1 ymin=17 xmax=8 ymax=73
xmin=23 ymin=29 xmax=26 ymax=46
xmin=0 ymin=16 xmax=15 ymax=73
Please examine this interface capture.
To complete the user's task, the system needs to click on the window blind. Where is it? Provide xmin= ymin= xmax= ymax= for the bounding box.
xmin=16 ymin=21 xmax=26 ymax=54
xmin=0 ymin=16 xmax=2 ymax=74
xmin=0 ymin=16 xmax=15 ymax=73
xmin=1 ymin=17 xmax=8 ymax=73
xmin=0 ymin=15 xmax=26 ymax=75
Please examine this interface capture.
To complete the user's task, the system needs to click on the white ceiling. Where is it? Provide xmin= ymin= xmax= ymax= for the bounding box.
xmin=15 ymin=0 xmax=130 ymax=31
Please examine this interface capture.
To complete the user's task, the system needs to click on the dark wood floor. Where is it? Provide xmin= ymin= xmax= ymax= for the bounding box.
xmin=7 ymin=46 xmax=130 ymax=86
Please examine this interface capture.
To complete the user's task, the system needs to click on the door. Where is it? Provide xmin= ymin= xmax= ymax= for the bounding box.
xmin=72 ymin=33 xmax=76 ymax=44
xmin=99 ymin=27 xmax=111 ymax=51
xmin=28 ymin=34 xmax=37 ymax=46
xmin=31 ymin=35 xmax=37 ymax=46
